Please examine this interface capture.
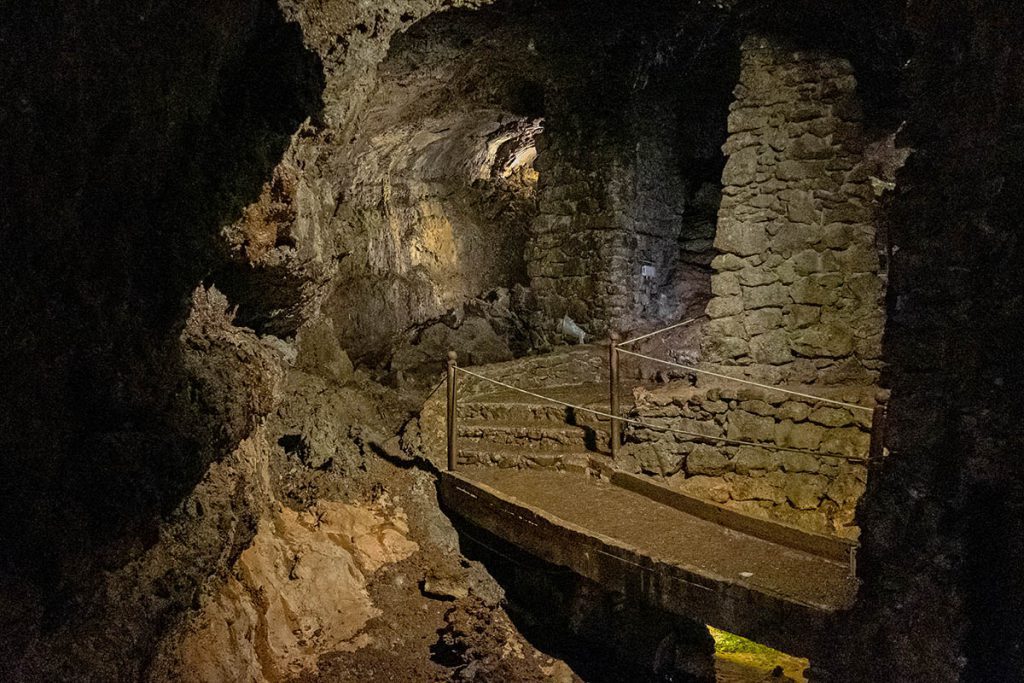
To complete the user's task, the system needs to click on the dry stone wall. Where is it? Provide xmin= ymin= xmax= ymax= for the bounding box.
xmin=702 ymin=36 xmax=886 ymax=386
xmin=525 ymin=18 xmax=733 ymax=346
xmin=621 ymin=381 xmax=877 ymax=539
xmin=527 ymin=108 xmax=718 ymax=343
xmin=527 ymin=132 xmax=633 ymax=341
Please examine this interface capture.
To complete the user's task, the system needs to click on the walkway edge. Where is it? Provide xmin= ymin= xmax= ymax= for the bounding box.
xmin=439 ymin=470 xmax=850 ymax=661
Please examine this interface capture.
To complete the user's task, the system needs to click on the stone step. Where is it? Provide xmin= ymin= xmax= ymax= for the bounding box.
xmin=456 ymin=422 xmax=608 ymax=453
xmin=456 ymin=445 xmax=594 ymax=471
xmin=458 ymin=400 xmax=611 ymax=432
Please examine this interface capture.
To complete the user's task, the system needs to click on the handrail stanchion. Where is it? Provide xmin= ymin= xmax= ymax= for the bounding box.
xmin=609 ymin=331 xmax=620 ymax=460
xmin=869 ymin=389 xmax=888 ymax=464
xmin=446 ymin=351 xmax=458 ymax=472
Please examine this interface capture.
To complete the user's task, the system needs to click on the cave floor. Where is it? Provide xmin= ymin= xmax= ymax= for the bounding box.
xmin=457 ymin=467 xmax=856 ymax=610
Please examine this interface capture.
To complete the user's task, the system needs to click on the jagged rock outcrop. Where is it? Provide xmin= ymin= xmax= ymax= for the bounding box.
xmin=149 ymin=500 xmax=419 ymax=681
xmin=2 ymin=0 xmax=1023 ymax=681
xmin=7 ymin=287 xmax=285 ymax=681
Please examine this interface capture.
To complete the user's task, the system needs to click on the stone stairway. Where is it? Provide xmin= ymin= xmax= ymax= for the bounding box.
xmin=453 ymin=383 xmax=612 ymax=470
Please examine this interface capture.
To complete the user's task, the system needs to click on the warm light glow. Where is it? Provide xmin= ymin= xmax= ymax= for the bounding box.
xmin=709 ymin=627 xmax=809 ymax=682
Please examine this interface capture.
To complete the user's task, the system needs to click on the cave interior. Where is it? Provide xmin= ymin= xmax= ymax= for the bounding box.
xmin=1 ymin=0 xmax=1022 ymax=681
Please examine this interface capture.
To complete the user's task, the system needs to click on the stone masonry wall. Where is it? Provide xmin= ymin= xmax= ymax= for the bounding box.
xmin=527 ymin=130 xmax=633 ymax=341
xmin=621 ymin=381 xmax=877 ymax=539
xmin=702 ymin=36 xmax=885 ymax=386
xmin=525 ymin=22 xmax=733 ymax=346
xmin=623 ymin=105 xmax=693 ymax=327
xmin=527 ymin=105 xmax=718 ymax=343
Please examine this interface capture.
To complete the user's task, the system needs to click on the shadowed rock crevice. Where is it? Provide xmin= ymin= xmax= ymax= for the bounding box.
xmin=0 ymin=1 xmax=323 ymax=678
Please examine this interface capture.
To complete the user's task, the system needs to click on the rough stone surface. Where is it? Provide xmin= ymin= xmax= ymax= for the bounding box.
xmin=526 ymin=10 xmax=734 ymax=341
xmin=3 ymin=0 xmax=1021 ymax=681
xmin=295 ymin=316 xmax=354 ymax=384
xmin=627 ymin=381 xmax=876 ymax=539
xmin=701 ymin=36 xmax=891 ymax=385
xmin=154 ymin=501 xmax=419 ymax=680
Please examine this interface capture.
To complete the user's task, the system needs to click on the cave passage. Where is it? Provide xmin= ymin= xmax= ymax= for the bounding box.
xmin=2 ymin=0 xmax=1021 ymax=681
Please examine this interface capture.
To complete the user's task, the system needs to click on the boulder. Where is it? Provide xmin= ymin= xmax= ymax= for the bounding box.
xmin=783 ymin=473 xmax=829 ymax=510
xmin=295 ymin=317 xmax=354 ymax=385
xmin=715 ymin=220 xmax=769 ymax=257
xmin=686 ymin=444 xmax=730 ymax=476
xmin=727 ymin=411 xmax=776 ymax=442
xmin=733 ymin=446 xmax=776 ymax=474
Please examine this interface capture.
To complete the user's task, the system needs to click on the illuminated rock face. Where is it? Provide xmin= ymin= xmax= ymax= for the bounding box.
xmin=702 ymin=36 xmax=894 ymax=386
xmin=156 ymin=501 xmax=418 ymax=682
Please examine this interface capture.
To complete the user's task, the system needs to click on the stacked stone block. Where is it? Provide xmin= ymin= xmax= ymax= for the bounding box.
xmin=622 ymin=382 xmax=876 ymax=539
xmin=526 ymin=131 xmax=633 ymax=340
xmin=526 ymin=93 xmax=710 ymax=341
xmin=702 ymin=36 xmax=886 ymax=385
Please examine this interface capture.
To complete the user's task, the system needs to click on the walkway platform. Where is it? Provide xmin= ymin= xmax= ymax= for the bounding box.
xmin=439 ymin=465 xmax=858 ymax=660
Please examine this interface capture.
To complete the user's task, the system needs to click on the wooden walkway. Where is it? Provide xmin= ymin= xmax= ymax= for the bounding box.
xmin=440 ymin=465 xmax=858 ymax=661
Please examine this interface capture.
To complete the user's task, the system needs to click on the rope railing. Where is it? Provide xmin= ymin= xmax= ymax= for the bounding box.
xmin=443 ymin=316 xmax=889 ymax=475
xmin=452 ymin=365 xmax=870 ymax=463
xmin=442 ymin=351 xmax=872 ymax=579
xmin=611 ymin=315 xmax=874 ymax=414
xmin=615 ymin=347 xmax=874 ymax=414
xmin=616 ymin=316 xmax=704 ymax=347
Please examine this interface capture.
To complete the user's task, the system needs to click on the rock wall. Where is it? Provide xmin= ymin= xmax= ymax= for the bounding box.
xmin=215 ymin=0 xmax=535 ymax=367
xmin=621 ymin=381 xmax=875 ymax=539
xmin=831 ymin=2 xmax=1024 ymax=681
xmin=703 ymin=36 xmax=887 ymax=386
xmin=150 ymin=500 xmax=419 ymax=681
xmin=525 ymin=4 xmax=734 ymax=344
xmin=0 ymin=0 xmax=508 ymax=678
xmin=328 ymin=106 xmax=538 ymax=367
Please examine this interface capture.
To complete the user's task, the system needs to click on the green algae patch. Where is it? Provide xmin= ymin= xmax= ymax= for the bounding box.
xmin=710 ymin=627 xmax=808 ymax=682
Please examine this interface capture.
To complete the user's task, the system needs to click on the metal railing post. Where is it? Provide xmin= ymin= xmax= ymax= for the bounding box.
xmin=446 ymin=350 xmax=458 ymax=471
xmin=869 ymin=389 xmax=888 ymax=464
xmin=609 ymin=331 xmax=620 ymax=460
